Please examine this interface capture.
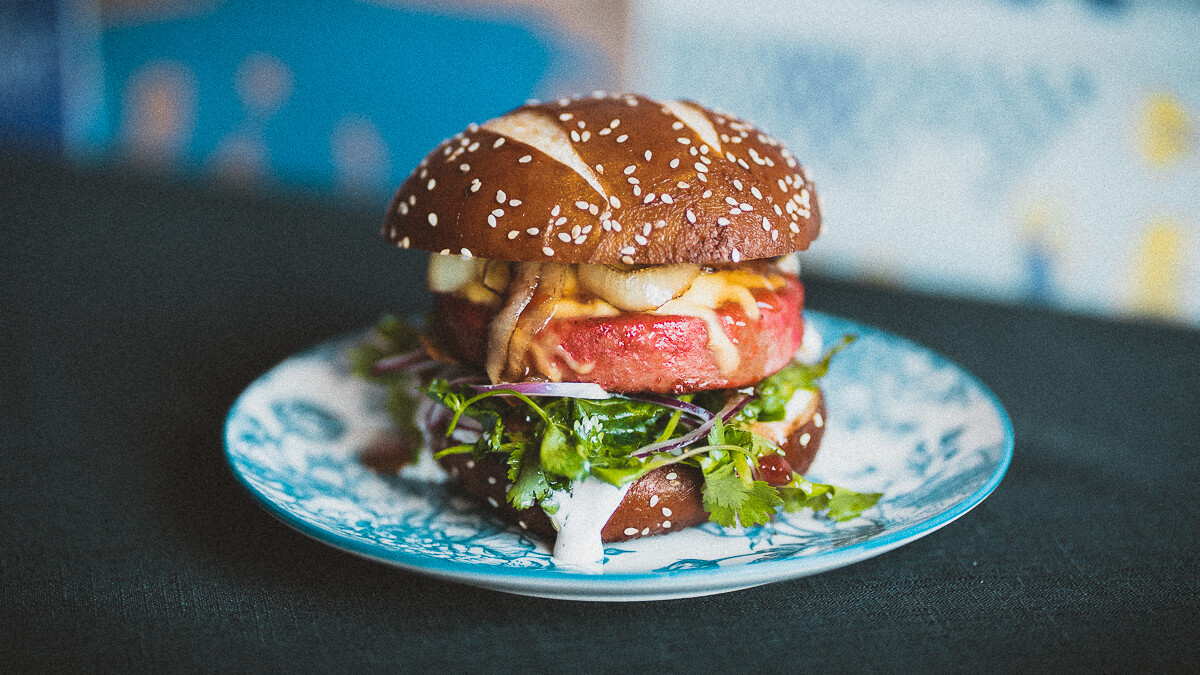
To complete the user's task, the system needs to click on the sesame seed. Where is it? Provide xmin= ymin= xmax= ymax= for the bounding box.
xmin=774 ymin=204 xmax=783 ymax=215
xmin=740 ymin=203 xmax=753 ymax=211
xmin=461 ymin=248 xmax=472 ymax=257
xmin=677 ymin=137 xmax=690 ymax=145
xmin=527 ymin=228 xmax=539 ymax=235
xmin=698 ymin=173 xmax=708 ymax=183
xmin=508 ymin=230 xmax=519 ymax=239
xmin=635 ymin=234 xmax=648 ymax=245
xmin=686 ymin=209 xmax=697 ymax=223
xmin=733 ymin=179 xmax=743 ymax=191
xmin=487 ymin=214 xmax=497 ymax=227
xmin=551 ymin=205 xmax=560 ymax=216
xmin=621 ymin=255 xmax=634 ymax=264
xmin=408 ymin=195 xmax=415 ymax=205
xmin=677 ymin=181 xmax=689 ymax=189
xmin=439 ymin=249 xmax=450 ymax=255
xmin=694 ymin=162 xmax=708 ymax=173
xmin=559 ymin=112 xmax=573 ymax=121
xmin=518 ymin=155 xmax=532 ymax=163
xmin=558 ymin=232 xmax=571 ymax=242
xmin=509 ymin=199 xmax=522 ymax=206
xmin=589 ymin=204 xmax=599 ymax=215
xmin=493 ymin=137 xmax=505 ymax=148
xmin=670 ymin=158 xmax=680 ymax=168
xmin=419 ymin=168 xmax=428 ymax=178
xmin=574 ymin=235 xmax=586 ymax=244
xmin=609 ymin=196 xmax=621 ymax=208
xmin=470 ymin=179 xmax=481 ymax=192
xmin=717 ymin=217 xmax=730 ymax=226
xmin=596 ymin=164 xmax=604 ymax=173
xmin=800 ymin=432 xmax=811 ymax=446
xmin=598 ymin=127 xmax=611 ymax=136
xmin=624 ymin=165 xmax=636 ymax=175
xmin=616 ymin=134 xmax=628 ymax=143
xmin=702 ymin=190 xmax=712 ymax=198
xmin=555 ymin=216 xmax=567 ymax=226
xmin=627 ymin=177 xmax=639 ymax=185
xmin=689 ymin=147 xmax=698 ymax=156
xmin=643 ymin=223 xmax=652 ymax=236
xmin=661 ymin=194 xmax=674 ymax=204
xmin=558 ymin=98 xmax=569 ymax=106
xmin=610 ymin=119 xmax=620 ymax=128
xmin=398 ymin=202 xmax=409 ymax=215
xmin=641 ymin=527 xmax=649 ymax=535
xmin=700 ymin=145 xmax=709 ymax=155
xmin=575 ymin=200 xmax=589 ymax=210
xmin=663 ymin=520 xmax=672 ymax=528
xmin=666 ymin=472 xmax=678 ymax=480
xmin=488 ymin=497 xmax=499 ymax=507
xmin=427 ymin=179 xmax=436 ymax=190
xmin=731 ymin=248 xmax=741 ymax=262
xmin=612 ymin=221 xmax=622 ymax=231
xmin=738 ymin=159 xmax=750 ymax=169
xmin=726 ymin=152 xmax=735 ymax=162
xmin=624 ymin=527 xmax=638 ymax=536
xmin=662 ymin=507 xmax=672 ymax=517
xmin=671 ymin=121 xmax=683 ymax=130
xmin=762 ymin=217 xmax=771 ymax=230
xmin=633 ymin=185 xmax=642 ymax=196
xmin=772 ymin=229 xmax=779 ymax=240
xmin=581 ymin=130 xmax=591 ymax=141
xmin=570 ymin=130 xmax=580 ymax=142
xmin=643 ymin=193 xmax=655 ymax=204
xmin=650 ymin=495 xmax=659 ymax=507
xmin=751 ymin=186 xmax=763 ymax=199
xmin=428 ymin=213 xmax=438 ymax=226
xmin=571 ymin=224 xmax=581 ymax=237
xmin=790 ymin=222 xmax=800 ymax=233
xmin=644 ymin=150 xmax=652 ymax=161
xmin=621 ymin=246 xmax=636 ymax=255
xmin=492 ymin=208 xmax=504 ymax=217
xmin=543 ymin=246 xmax=555 ymax=256
xmin=725 ymin=197 xmax=738 ymax=206
xmin=814 ymin=412 xmax=824 ymax=428
xmin=700 ymin=155 xmax=711 ymax=165
xmin=399 ymin=236 xmax=410 ymax=248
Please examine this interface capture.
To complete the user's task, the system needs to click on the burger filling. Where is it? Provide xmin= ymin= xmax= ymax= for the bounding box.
xmin=425 ymin=254 xmax=804 ymax=393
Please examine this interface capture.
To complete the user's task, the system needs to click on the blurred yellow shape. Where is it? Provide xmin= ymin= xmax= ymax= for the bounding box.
xmin=1131 ymin=218 xmax=1187 ymax=318
xmin=1138 ymin=92 xmax=1192 ymax=170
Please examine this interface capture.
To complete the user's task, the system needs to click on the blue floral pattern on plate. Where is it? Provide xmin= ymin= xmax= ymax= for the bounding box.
xmin=224 ymin=312 xmax=1012 ymax=601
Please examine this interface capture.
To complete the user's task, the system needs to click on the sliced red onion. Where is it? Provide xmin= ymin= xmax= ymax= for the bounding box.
xmin=370 ymin=350 xmax=436 ymax=376
xmin=623 ymin=393 xmax=714 ymax=422
xmin=632 ymin=394 xmax=749 ymax=457
xmin=469 ymin=381 xmax=614 ymax=400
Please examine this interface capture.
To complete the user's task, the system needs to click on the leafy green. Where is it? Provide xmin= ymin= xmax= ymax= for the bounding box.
xmin=359 ymin=323 xmax=880 ymax=528
xmin=350 ymin=316 xmax=423 ymax=447
xmin=702 ymin=464 xmax=783 ymax=528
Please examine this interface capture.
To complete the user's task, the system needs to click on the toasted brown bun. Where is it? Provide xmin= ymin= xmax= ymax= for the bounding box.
xmin=383 ymin=93 xmax=820 ymax=265
xmin=436 ymin=387 xmax=827 ymax=543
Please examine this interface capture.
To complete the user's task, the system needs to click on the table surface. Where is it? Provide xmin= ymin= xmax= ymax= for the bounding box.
xmin=3 ymin=151 xmax=1197 ymax=671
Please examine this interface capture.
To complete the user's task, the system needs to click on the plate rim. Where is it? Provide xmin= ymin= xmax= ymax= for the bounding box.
xmin=223 ymin=310 xmax=1014 ymax=598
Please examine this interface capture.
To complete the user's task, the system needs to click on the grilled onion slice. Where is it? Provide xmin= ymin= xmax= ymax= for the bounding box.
xmin=577 ymin=263 xmax=701 ymax=311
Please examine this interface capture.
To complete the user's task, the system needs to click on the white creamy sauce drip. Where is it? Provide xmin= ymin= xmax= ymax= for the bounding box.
xmin=543 ymin=476 xmax=632 ymax=572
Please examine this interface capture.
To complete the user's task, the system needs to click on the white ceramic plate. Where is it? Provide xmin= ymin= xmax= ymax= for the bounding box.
xmin=224 ymin=312 xmax=1012 ymax=601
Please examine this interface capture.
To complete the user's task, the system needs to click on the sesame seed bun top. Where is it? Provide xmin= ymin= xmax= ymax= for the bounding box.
xmin=382 ymin=93 xmax=820 ymax=265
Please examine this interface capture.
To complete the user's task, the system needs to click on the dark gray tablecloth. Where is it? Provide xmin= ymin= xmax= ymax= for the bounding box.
xmin=2 ymin=151 xmax=1197 ymax=671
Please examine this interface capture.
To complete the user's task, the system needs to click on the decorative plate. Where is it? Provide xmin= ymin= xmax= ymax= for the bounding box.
xmin=224 ymin=312 xmax=1012 ymax=601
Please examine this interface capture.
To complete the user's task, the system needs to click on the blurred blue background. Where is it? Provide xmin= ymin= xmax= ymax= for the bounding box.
xmin=2 ymin=0 xmax=1197 ymax=325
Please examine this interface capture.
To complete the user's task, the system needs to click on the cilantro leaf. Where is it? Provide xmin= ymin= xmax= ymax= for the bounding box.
xmin=701 ymin=464 xmax=783 ymax=528
xmin=779 ymin=481 xmax=882 ymax=522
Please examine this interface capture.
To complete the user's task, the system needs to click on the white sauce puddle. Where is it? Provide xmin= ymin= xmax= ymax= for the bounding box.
xmin=543 ymin=476 xmax=632 ymax=573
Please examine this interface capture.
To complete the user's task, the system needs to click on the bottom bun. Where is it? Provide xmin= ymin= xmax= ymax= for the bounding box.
xmin=436 ymin=387 xmax=827 ymax=543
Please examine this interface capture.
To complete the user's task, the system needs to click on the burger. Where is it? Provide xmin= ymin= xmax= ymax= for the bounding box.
xmin=355 ymin=93 xmax=878 ymax=569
